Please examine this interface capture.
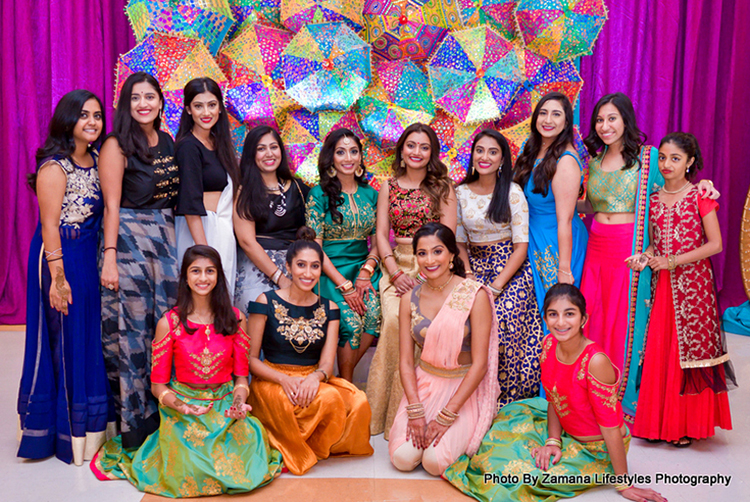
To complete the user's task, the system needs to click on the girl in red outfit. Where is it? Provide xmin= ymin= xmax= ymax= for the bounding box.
xmin=627 ymin=133 xmax=734 ymax=447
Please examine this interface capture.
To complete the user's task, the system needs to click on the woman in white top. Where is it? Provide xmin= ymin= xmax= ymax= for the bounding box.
xmin=456 ymin=129 xmax=545 ymax=410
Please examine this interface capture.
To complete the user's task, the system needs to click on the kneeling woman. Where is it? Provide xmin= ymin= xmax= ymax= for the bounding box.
xmin=92 ymin=246 xmax=282 ymax=497
xmin=247 ymin=228 xmax=373 ymax=475
xmin=389 ymin=223 xmax=500 ymax=476
xmin=444 ymin=284 xmax=664 ymax=502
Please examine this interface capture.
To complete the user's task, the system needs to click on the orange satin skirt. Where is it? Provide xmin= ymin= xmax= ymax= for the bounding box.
xmin=248 ymin=361 xmax=374 ymax=475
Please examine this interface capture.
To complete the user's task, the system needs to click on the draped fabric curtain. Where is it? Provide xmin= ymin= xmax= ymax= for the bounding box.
xmin=579 ymin=0 xmax=750 ymax=311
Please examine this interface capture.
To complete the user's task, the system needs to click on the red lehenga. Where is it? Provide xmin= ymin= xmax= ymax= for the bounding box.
xmin=633 ymin=188 xmax=733 ymax=441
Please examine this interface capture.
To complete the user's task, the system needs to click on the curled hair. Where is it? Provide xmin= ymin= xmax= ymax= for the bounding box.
xmin=176 ymin=77 xmax=239 ymax=189
xmin=235 ymin=125 xmax=294 ymax=222
xmin=412 ymin=222 xmax=466 ymax=278
xmin=542 ymin=283 xmax=587 ymax=317
xmin=317 ymin=128 xmax=368 ymax=224
xmin=659 ymin=132 xmax=704 ymax=181
xmin=393 ymin=123 xmax=452 ymax=219
xmin=29 ymin=89 xmax=106 ymax=192
xmin=514 ymin=92 xmax=576 ymax=196
xmin=112 ymin=72 xmax=164 ymax=162
xmin=286 ymin=226 xmax=324 ymax=265
xmin=460 ymin=129 xmax=514 ymax=224
xmin=176 ymin=245 xmax=238 ymax=336
xmin=583 ymin=92 xmax=645 ymax=170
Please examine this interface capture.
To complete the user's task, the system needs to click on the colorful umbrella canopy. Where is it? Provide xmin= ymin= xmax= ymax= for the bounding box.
xmin=115 ymin=33 xmax=229 ymax=137
xmin=226 ymin=0 xmax=283 ymax=41
xmin=427 ymin=25 xmax=522 ymax=124
xmin=514 ymin=0 xmax=608 ymax=62
xmin=281 ymin=0 xmax=365 ymax=33
xmin=431 ymin=110 xmax=494 ymax=183
xmin=457 ymin=0 xmax=517 ymax=41
xmin=362 ymin=141 xmax=396 ymax=190
xmin=125 ymin=0 xmax=236 ymax=56
xmin=357 ymin=60 xmax=435 ymax=149
xmin=362 ymin=0 xmax=464 ymax=61
xmin=499 ymin=119 xmax=590 ymax=170
xmin=219 ymin=23 xmax=297 ymax=130
xmin=281 ymin=108 xmax=364 ymax=184
xmin=281 ymin=22 xmax=371 ymax=112
xmin=496 ymin=50 xmax=582 ymax=128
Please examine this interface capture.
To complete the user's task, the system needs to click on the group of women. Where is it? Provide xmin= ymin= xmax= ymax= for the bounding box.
xmin=16 ymin=70 xmax=734 ymax=502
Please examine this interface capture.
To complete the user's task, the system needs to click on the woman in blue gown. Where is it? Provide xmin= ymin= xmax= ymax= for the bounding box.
xmin=514 ymin=92 xmax=588 ymax=321
xmin=17 ymin=90 xmax=113 ymax=465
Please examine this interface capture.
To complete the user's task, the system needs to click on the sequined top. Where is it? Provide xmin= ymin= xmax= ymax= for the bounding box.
xmin=50 ymin=153 xmax=103 ymax=231
xmin=587 ymin=152 xmax=639 ymax=213
xmin=248 ymin=290 xmax=341 ymax=366
xmin=121 ymin=131 xmax=179 ymax=209
xmin=306 ymin=184 xmax=378 ymax=241
xmin=540 ymin=335 xmax=623 ymax=438
xmin=410 ymin=286 xmax=471 ymax=352
xmin=151 ymin=308 xmax=250 ymax=385
xmin=455 ymin=182 xmax=529 ymax=244
xmin=388 ymin=177 xmax=439 ymax=238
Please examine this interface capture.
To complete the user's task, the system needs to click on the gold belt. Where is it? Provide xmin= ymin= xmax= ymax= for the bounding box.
xmin=418 ymin=359 xmax=470 ymax=379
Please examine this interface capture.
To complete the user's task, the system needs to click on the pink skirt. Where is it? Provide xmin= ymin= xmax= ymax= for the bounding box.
xmin=580 ymin=220 xmax=633 ymax=372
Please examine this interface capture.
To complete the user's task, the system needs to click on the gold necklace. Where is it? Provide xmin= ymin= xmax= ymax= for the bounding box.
xmin=662 ymin=181 xmax=691 ymax=194
xmin=190 ymin=312 xmax=213 ymax=340
xmin=426 ymin=273 xmax=454 ymax=291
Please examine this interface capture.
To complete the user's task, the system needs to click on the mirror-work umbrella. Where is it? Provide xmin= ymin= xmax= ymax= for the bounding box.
xmin=427 ymin=25 xmax=522 ymax=124
xmin=126 ymin=0 xmax=236 ymax=56
xmin=514 ymin=0 xmax=608 ymax=62
xmin=281 ymin=109 xmax=364 ymax=184
xmin=281 ymin=22 xmax=371 ymax=112
xmin=458 ymin=0 xmax=517 ymax=41
xmin=363 ymin=142 xmax=396 ymax=190
xmin=226 ymin=0 xmax=283 ymax=41
xmin=281 ymin=0 xmax=365 ymax=33
xmin=500 ymin=118 xmax=590 ymax=174
xmin=362 ymin=0 xmax=464 ymax=61
xmin=357 ymin=60 xmax=435 ymax=149
xmin=115 ymin=33 xmax=229 ymax=137
xmin=431 ymin=110 xmax=494 ymax=183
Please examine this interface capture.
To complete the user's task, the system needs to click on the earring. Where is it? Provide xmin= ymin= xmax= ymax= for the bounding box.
xmin=327 ymin=166 xmax=337 ymax=178
xmin=471 ymin=164 xmax=476 ymax=175
xmin=400 ymin=158 xmax=406 ymax=169
xmin=450 ymin=260 xmax=454 ymax=270
xmin=355 ymin=166 xmax=364 ymax=177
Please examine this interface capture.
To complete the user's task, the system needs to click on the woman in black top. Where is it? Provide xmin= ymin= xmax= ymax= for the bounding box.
xmin=174 ymin=77 xmax=239 ymax=291
xmin=99 ymin=71 xmax=179 ymax=448
xmin=233 ymin=125 xmax=310 ymax=312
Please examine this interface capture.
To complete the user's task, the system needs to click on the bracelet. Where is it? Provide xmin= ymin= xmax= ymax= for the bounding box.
xmin=157 ymin=388 xmax=174 ymax=406
xmin=389 ymin=269 xmax=404 ymax=283
xmin=233 ymin=383 xmax=250 ymax=395
xmin=436 ymin=407 xmax=459 ymax=427
xmin=103 ymin=246 xmax=117 ymax=253
xmin=336 ymin=280 xmax=354 ymax=291
xmin=487 ymin=284 xmax=502 ymax=297
xmin=416 ymin=272 xmax=427 ymax=284
xmin=314 ymin=368 xmax=329 ymax=382
xmin=44 ymin=247 xmax=63 ymax=258
xmin=47 ymin=256 xmax=64 ymax=263
xmin=667 ymin=255 xmax=677 ymax=271
xmin=356 ymin=275 xmax=370 ymax=282
xmin=558 ymin=269 xmax=574 ymax=279
xmin=342 ymin=287 xmax=357 ymax=296
xmin=361 ymin=263 xmax=375 ymax=275
xmin=545 ymin=437 xmax=563 ymax=448
xmin=365 ymin=254 xmax=381 ymax=266
xmin=270 ymin=268 xmax=282 ymax=285
xmin=382 ymin=253 xmax=395 ymax=264
xmin=614 ymin=482 xmax=631 ymax=492
xmin=406 ymin=403 xmax=425 ymax=420
xmin=642 ymin=251 xmax=654 ymax=259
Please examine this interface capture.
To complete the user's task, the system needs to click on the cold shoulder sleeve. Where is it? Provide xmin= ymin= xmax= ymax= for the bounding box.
xmin=175 ymin=138 xmax=206 ymax=216
xmin=585 ymin=355 xmax=624 ymax=429
xmin=248 ymin=301 xmax=269 ymax=316
xmin=151 ymin=311 xmax=178 ymax=384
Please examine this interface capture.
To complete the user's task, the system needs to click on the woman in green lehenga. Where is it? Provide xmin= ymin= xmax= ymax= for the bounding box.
xmin=306 ymin=128 xmax=382 ymax=382
xmin=91 ymin=245 xmax=282 ymax=497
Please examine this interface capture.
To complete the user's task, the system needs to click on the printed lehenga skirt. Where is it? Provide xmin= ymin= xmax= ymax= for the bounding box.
xmin=234 ymin=247 xmax=289 ymax=314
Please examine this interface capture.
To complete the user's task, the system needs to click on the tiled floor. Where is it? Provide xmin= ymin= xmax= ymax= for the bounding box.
xmin=2 ymin=329 xmax=748 ymax=501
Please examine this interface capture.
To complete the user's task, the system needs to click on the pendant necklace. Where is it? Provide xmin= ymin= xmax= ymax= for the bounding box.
xmin=427 ymin=273 xmax=454 ymax=291
xmin=191 ymin=312 xmax=212 ymax=340
xmin=269 ymin=181 xmax=287 ymax=217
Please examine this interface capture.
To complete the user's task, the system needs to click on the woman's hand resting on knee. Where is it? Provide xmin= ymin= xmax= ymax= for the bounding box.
xmin=424 ymin=420 xmax=450 ymax=447
xmin=406 ymin=417 xmax=427 ymax=449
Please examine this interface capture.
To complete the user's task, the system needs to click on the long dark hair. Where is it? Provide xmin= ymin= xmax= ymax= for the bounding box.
xmin=542 ymin=283 xmax=587 ymax=318
xmin=112 ymin=72 xmax=164 ymax=162
xmin=514 ymin=92 xmax=575 ymax=196
xmin=413 ymin=223 xmax=467 ymax=278
xmin=317 ymin=128 xmax=368 ymax=224
xmin=460 ymin=129 xmax=514 ymax=224
xmin=659 ymin=132 xmax=704 ymax=181
xmin=176 ymin=245 xmax=238 ymax=336
xmin=583 ymin=92 xmax=645 ymax=170
xmin=235 ymin=125 xmax=294 ymax=222
xmin=286 ymin=226 xmax=324 ymax=265
xmin=175 ymin=77 xmax=239 ymax=188
xmin=393 ymin=123 xmax=452 ymax=219
xmin=28 ymin=89 xmax=106 ymax=192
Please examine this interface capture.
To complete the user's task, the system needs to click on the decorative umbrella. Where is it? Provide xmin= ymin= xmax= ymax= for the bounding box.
xmin=281 ymin=108 xmax=364 ymax=184
xmin=115 ymin=33 xmax=229 ymax=137
xmin=431 ymin=110 xmax=494 ymax=183
xmin=125 ymin=0 xmax=236 ymax=56
xmin=226 ymin=0 xmax=283 ymax=41
xmin=357 ymin=60 xmax=435 ymax=149
xmin=219 ymin=23 xmax=297 ymax=130
xmin=514 ymin=0 xmax=608 ymax=62
xmin=427 ymin=25 xmax=522 ymax=124
xmin=496 ymin=50 xmax=582 ymax=128
xmin=457 ymin=0 xmax=517 ymax=41
xmin=363 ymin=141 xmax=396 ymax=190
xmin=281 ymin=0 xmax=365 ymax=33
xmin=281 ymin=22 xmax=371 ymax=112
xmin=362 ymin=0 xmax=464 ymax=61
xmin=228 ymin=114 xmax=249 ymax=156
xmin=499 ymin=118 xmax=590 ymax=171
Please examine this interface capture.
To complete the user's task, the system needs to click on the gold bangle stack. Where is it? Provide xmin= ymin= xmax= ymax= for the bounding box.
xmin=545 ymin=437 xmax=563 ymax=448
xmin=158 ymin=388 xmax=174 ymax=406
xmin=271 ymin=268 xmax=282 ymax=285
xmin=234 ymin=383 xmax=250 ymax=395
xmin=406 ymin=403 xmax=425 ymax=420
xmin=668 ymin=255 xmax=677 ymax=270
xmin=614 ymin=483 xmax=631 ymax=492
xmin=435 ymin=407 xmax=459 ymax=427
xmin=336 ymin=280 xmax=356 ymax=296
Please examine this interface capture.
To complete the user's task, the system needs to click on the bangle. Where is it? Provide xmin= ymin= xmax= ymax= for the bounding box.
xmin=314 ymin=368 xmax=329 ymax=382
xmin=157 ymin=388 xmax=174 ymax=406
xmin=406 ymin=403 xmax=425 ymax=420
xmin=558 ymin=269 xmax=574 ymax=279
xmin=361 ymin=263 xmax=375 ymax=275
xmin=668 ymin=255 xmax=677 ymax=270
xmin=436 ymin=407 xmax=458 ymax=427
xmin=336 ymin=280 xmax=354 ymax=291
xmin=233 ymin=383 xmax=250 ymax=395
xmin=642 ymin=251 xmax=654 ymax=259
xmin=103 ymin=246 xmax=117 ymax=253
xmin=545 ymin=437 xmax=563 ymax=448
xmin=416 ymin=272 xmax=427 ymax=284
xmin=614 ymin=483 xmax=631 ymax=492
xmin=271 ymin=268 xmax=282 ymax=284
xmin=47 ymin=256 xmax=64 ymax=263
xmin=389 ymin=269 xmax=404 ymax=283
xmin=342 ymin=287 xmax=357 ymax=296
xmin=382 ymin=253 xmax=395 ymax=264
xmin=487 ymin=284 xmax=502 ymax=296
xmin=356 ymin=275 xmax=370 ymax=282
xmin=365 ymin=254 xmax=380 ymax=266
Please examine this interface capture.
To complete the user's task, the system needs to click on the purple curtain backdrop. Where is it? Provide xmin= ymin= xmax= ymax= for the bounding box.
xmin=0 ymin=0 xmax=134 ymax=323
xmin=1 ymin=1 xmax=749 ymax=322
xmin=580 ymin=0 xmax=750 ymax=311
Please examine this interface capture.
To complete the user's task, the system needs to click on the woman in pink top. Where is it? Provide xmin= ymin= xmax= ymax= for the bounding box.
xmin=444 ymin=284 xmax=664 ymax=502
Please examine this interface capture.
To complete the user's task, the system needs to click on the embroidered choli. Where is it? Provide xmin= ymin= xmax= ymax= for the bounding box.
xmin=540 ymin=335 xmax=623 ymax=438
xmin=587 ymin=151 xmax=639 ymax=213
xmin=52 ymin=154 xmax=102 ymax=230
xmin=151 ymin=308 xmax=250 ymax=385
xmin=388 ymin=177 xmax=439 ymax=238
xmin=410 ymin=286 xmax=471 ymax=352
xmin=455 ymin=182 xmax=529 ymax=244
xmin=248 ymin=290 xmax=340 ymax=366
xmin=306 ymin=184 xmax=378 ymax=241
